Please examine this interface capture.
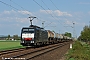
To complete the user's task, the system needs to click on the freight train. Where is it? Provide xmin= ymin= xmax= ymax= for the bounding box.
xmin=20 ymin=25 xmax=72 ymax=46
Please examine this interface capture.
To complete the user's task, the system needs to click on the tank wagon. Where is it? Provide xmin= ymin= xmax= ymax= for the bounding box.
xmin=20 ymin=25 xmax=72 ymax=46
xmin=47 ymin=30 xmax=54 ymax=43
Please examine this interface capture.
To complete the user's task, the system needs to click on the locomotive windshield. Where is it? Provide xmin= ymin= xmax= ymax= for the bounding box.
xmin=22 ymin=28 xmax=34 ymax=33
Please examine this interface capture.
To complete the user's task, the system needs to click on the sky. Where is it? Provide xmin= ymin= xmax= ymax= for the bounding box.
xmin=0 ymin=0 xmax=90 ymax=37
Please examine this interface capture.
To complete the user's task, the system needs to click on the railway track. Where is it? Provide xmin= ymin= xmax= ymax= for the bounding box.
xmin=28 ymin=43 xmax=69 ymax=60
xmin=0 ymin=48 xmax=26 ymax=56
xmin=3 ymin=42 xmax=67 ymax=60
xmin=0 ymin=41 xmax=71 ymax=60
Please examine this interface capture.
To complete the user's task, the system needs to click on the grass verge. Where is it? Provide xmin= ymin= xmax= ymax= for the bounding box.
xmin=66 ymin=41 xmax=90 ymax=60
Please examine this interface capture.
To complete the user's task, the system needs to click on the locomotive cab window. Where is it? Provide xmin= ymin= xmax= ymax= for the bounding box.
xmin=22 ymin=28 xmax=34 ymax=33
xmin=29 ymin=29 xmax=34 ymax=33
xmin=22 ymin=29 xmax=28 ymax=32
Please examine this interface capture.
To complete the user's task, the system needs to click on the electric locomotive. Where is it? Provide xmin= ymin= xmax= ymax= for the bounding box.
xmin=20 ymin=25 xmax=48 ymax=46
xmin=20 ymin=16 xmax=72 ymax=47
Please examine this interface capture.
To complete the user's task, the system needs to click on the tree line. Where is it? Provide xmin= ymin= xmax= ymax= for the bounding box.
xmin=7 ymin=35 xmax=20 ymax=40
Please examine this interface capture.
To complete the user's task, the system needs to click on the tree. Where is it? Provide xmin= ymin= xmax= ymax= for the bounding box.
xmin=8 ymin=35 xmax=10 ymax=40
xmin=64 ymin=32 xmax=72 ymax=37
xmin=79 ymin=25 xmax=90 ymax=42
xmin=13 ymin=35 xmax=18 ymax=40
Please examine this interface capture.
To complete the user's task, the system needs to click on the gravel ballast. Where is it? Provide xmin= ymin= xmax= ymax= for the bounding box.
xmin=31 ymin=42 xmax=71 ymax=60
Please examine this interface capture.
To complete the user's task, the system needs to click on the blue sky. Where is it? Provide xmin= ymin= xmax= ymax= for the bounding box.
xmin=0 ymin=0 xmax=90 ymax=37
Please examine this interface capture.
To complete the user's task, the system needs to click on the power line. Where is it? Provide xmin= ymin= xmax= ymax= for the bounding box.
xmin=33 ymin=0 xmax=64 ymax=28
xmin=10 ymin=0 xmax=52 ymax=27
xmin=33 ymin=0 xmax=57 ymax=21
xmin=0 ymin=0 xmax=31 ymax=17
xmin=50 ymin=0 xmax=59 ymax=10
xmin=41 ymin=0 xmax=64 ymax=24
xmin=41 ymin=0 xmax=51 ymax=12
xmin=0 ymin=0 xmax=61 ymax=29
xmin=0 ymin=0 xmax=19 ymax=10
xmin=40 ymin=0 xmax=68 ymax=32
xmin=10 ymin=0 xmax=24 ymax=10
xmin=1 ymin=0 xmax=45 ymax=23
xmin=49 ymin=0 xmax=69 ymax=23
xmin=10 ymin=0 xmax=32 ymax=16
xmin=50 ymin=0 xmax=73 ymax=32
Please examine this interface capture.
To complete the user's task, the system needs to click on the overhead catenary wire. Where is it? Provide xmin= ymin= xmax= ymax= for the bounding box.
xmin=50 ymin=0 xmax=59 ymax=11
xmin=10 ymin=0 xmax=52 ymax=26
xmin=40 ymin=0 xmax=59 ymax=28
xmin=1 ymin=0 xmax=67 ymax=32
xmin=10 ymin=0 xmax=25 ymax=10
xmin=0 ymin=0 xmax=57 ymax=28
xmin=50 ymin=0 xmax=72 ymax=26
xmin=50 ymin=0 xmax=67 ymax=20
xmin=0 ymin=0 xmax=19 ymax=11
xmin=33 ymin=0 xmax=57 ymax=21
xmin=40 ymin=0 xmax=65 ymax=33
xmin=49 ymin=0 xmax=67 ymax=22
xmin=33 ymin=0 xmax=68 ymax=33
xmin=41 ymin=0 xmax=54 ymax=17
xmin=0 ymin=0 xmax=61 ymax=25
xmin=0 ymin=0 xmax=46 ymax=26
xmin=0 ymin=0 xmax=55 ymax=31
xmin=33 ymin=0 xmax=62 ymax=28
xmin=0 ymin=0 xmax=32 ymax=17
xmin=10 ymin=0 xmax=32 ymax=16
xmin=41 ymin=0 xmax=64 ymax=27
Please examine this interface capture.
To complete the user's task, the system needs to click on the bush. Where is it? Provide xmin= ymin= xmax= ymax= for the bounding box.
xmin=66 ymin=41 xmax=90 ymax=60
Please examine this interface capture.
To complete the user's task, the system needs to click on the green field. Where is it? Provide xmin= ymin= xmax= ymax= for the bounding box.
xmin=0 ymin=40 xmax=24 ymax=51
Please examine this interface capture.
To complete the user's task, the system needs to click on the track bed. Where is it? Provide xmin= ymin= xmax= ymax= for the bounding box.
xmin=0 ymin=41 xmax=72 ymax=60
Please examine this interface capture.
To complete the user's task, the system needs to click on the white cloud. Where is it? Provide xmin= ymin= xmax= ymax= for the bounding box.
xmin=1 ymin=10 xmax=32 ymax=16
xmin=0 ymin=10 xmax=32 ymax=23
xmin=0 ymin=10 xmax=85 ymax=28
xmin=18 ymin=10 xmax=32 ymax=15
xmin=40 ymin=9 xmax=72 ymax=17
xmin=3 ymin=10 xmax=16 ymax=14
xmin=3 ymin=10 xmax=11 ymax=14
xmin=40 ymin=9 xmax=53 ymax=14
xmin=54 ymin=10 xmax=72 ymax=16
xmin=15 ymin=17 xmax=29 ymax=23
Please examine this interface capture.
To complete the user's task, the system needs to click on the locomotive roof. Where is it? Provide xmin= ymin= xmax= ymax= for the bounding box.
xmin=29 ymin=25 xmax=40 ymax=28
xmin=22 ymin=25 xmax=44 ymax=29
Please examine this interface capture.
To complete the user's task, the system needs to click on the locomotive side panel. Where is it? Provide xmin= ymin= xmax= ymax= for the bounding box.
xmin=38 ymin=29 xmax=48 ymax=42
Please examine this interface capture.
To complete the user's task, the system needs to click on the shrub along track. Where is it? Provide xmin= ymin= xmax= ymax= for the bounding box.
xmin=0 ymin=41 xmax=72 ymax=60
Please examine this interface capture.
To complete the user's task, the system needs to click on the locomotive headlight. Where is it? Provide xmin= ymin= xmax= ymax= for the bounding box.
xmin=21 ymin=40 xmax=24 ymax=43
xmin=32 ymin=41 xmax=34 ymax=43
xmin=22 ymin=41 xmax=24 ymax=43
xmin=31 ymin=41 xmax=34 ymax=43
